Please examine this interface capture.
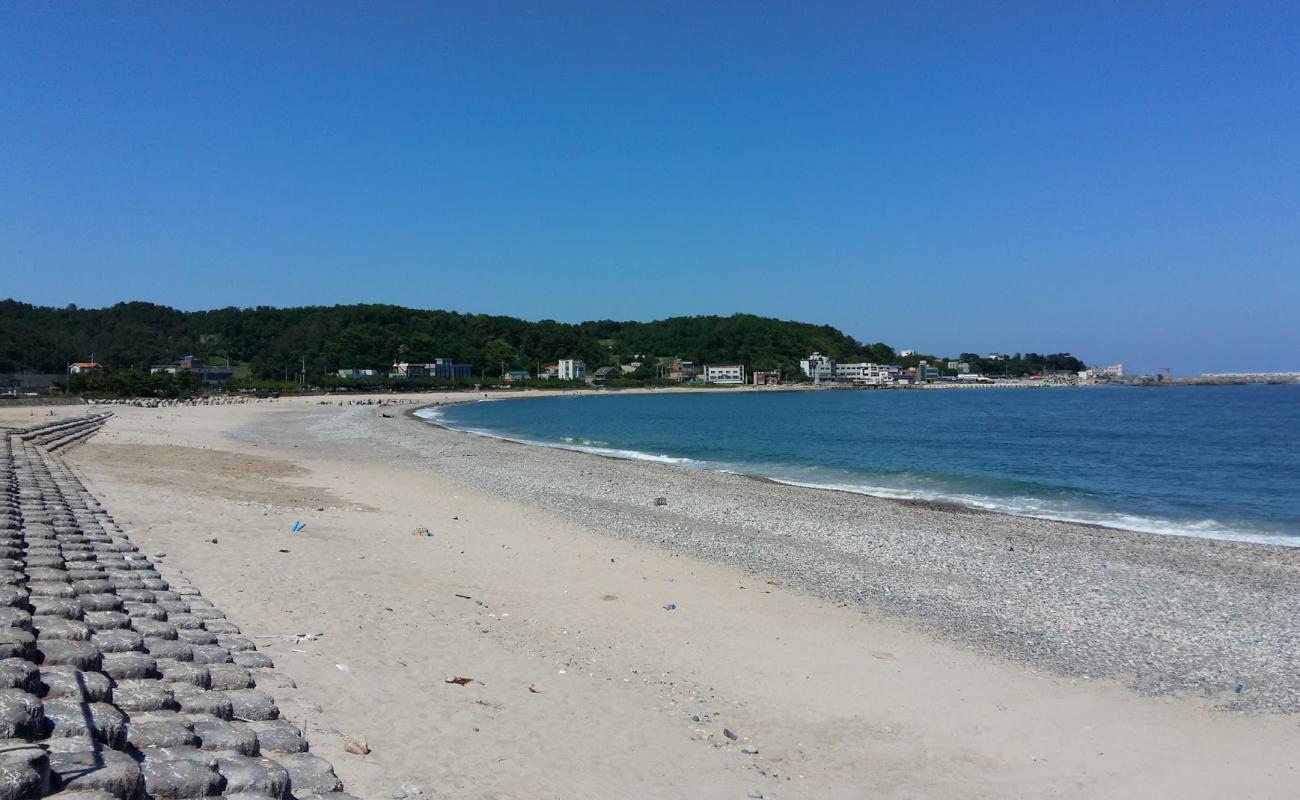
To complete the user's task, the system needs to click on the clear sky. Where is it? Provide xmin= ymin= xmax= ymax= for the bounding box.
xmin=2 ymin=3 xmax=1297 ymax=374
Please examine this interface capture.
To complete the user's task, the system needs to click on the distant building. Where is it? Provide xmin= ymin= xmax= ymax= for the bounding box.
xmin=752 ymin=370 xmax=782 ymax=386
xmin=917 ymin=361 xmax=941 ymax=382
xmin=67 ymin=362 xmax=101 ymax=374
xmin=987 ymin=353 xmax=1008 ymax=361
xmin=150 ymin=356 xmax=232 ymax=384
xmin=558 ymin=359 xmax=586 ymax=381
xmin=337 ymin=368 xmax=380 ymax=379
xmin=391 ymin=359 xmax=473 ymax=380
xmin=1 ymin=373 xmax=62 ymax=395
xmin=502 ymin=369 xmax=531 ymax=382
xmin=947 ymin=361 xmax=971 ymax=374
xmin=539 ymin=364 xmax=560 ymax=380
xmin=899 ymin=349 xmax=916 ymax=358
xmin=669 ymin=358 xmax=698 ymax=382
xmin=592 ymin=366 xmax=621 ymax=383
xmin=431 ymin=359 xmax=473 ymax=380
xmin=800 ymin=353 xmax=835 ymax=381
xmin=389 ymin=361 xmax=423 ymax=378
xmin=1099 ymin=363 xmax=1125 ymax=378
xmin=193 ymin=366 xmax=234 ymax=384
xmin=652 ymin=356 xmax=697 ymax=381
xmin=836 ymin=363 xmax=893 ymax=385
xmin=703 ymin=364 xmax=746 ymax=384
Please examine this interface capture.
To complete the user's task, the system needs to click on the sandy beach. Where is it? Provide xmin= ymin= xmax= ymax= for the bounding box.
xmin=15 ymin=392 xmax=1298 ymax=798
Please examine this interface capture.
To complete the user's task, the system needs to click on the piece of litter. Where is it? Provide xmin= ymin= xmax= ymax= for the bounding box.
xmin=723 ymin=728 xmax=738 ymax=741
xmin=663 ymin=602 xmax=677 ymax=611
xmin=1234 ymin=683 xmax=1244 ymax=694
xmin=444 ymin=676 xmax=479 ymax=686
xmin=278 ymin=549 xmax=290 ymax=553
xmin=336 ymin=664 xmax=350 ymax=672
xmin=291 ymin=521 xmax=307 ymax=532
xmin=454 ymin=594 xmax=472 ymax=600
xmin=528 ymin=684 xmax=541 ymax=694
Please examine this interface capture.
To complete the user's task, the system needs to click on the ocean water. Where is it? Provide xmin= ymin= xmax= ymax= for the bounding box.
xmin=417 ymin=385 xmax=1300 ymax=546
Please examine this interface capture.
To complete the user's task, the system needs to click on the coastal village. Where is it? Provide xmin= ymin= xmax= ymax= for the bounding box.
xmin=12 ymin=352 xmax=1300 ymax=398
xmin=333 ymin=354 xmax=1123 ymax=388
xmin=376 ymin=352 xmax=1125 ymax=388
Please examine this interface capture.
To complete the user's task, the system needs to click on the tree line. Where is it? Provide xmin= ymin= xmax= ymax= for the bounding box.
xmin=1 ymin=299 xmax=1085 ymax=386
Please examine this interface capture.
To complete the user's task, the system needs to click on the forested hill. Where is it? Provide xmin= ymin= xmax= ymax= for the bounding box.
xmin=0 ymin=300 xmax=897 ymax=379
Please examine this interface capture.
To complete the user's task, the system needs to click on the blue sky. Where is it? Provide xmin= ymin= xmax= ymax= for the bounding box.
xmin=2 ymin=2 xmax=1297 ymax=374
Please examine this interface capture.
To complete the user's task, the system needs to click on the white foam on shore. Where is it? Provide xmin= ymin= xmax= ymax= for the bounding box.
xmin=418 ymin=408 xmax=1300 ymax=548
xmin=419 ymin=407 xmax=699 ymax=466
xmin=767 ymin=478 xmax=1300 ymax=547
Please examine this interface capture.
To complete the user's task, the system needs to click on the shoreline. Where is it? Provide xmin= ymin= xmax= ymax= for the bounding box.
xmin=248 ymin=399 xmax=1300 ymax=711
xmin=410 ymin=394 xmax=1299 ymax=550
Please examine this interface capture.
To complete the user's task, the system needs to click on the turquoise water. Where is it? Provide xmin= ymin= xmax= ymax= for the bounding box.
xmin=418 ymin=385 xmax=1300 ymax=546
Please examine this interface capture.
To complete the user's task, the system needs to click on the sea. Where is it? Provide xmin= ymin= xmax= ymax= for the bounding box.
xmin=416 ymin=385 xmax=1300 ymax=547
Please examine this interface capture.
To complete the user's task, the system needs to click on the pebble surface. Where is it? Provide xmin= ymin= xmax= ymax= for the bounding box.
xmin=1 ymin=415 xmax=356 ymax=799
xmin=254 ymin=402 xmax=1300 ymax=713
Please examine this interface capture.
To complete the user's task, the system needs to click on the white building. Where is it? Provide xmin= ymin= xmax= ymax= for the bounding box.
xmin=558 ymin=359 xmax=586 ymax=381
xmin=800 ymin=353 xmax=836 ymax=381
xmin=703 ymin=364 xmax=746 ymax=384
xmin=900 ymin=349 xmax=916 ymax=358
xmin=836 ymin=362 xmax=893 ymax=384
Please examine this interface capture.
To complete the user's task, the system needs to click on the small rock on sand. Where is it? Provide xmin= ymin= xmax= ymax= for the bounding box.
xmin=343 ymin=735 xmax=370 ymax=755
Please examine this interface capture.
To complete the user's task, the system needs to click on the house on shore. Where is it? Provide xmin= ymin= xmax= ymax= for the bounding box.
xmin=752 ymin=370 xmax=782 ymax=386
xmin=150 ymin=356 xmax=233 ymax=384
xmin=592 ymin=366 xmax=621 ymax=383
xmin=558 ymin=359 xmax=586 ymax=381
xmin=67 ymin=362 xmax=102 ymax=375
xmin=703 ymin=364 xmax=746 ymax=385
xmin=1 ymin=374 xmax=63 ymax=395
xmin=835 ymin=363 xmax=893 ymax=385
xmin=800 ymin=353 xmax=835 ymax=381
xmin=502 ymin=370 xmax=531 ymax=382
xmin=391 ymin=359 xmax=474 ymax=380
